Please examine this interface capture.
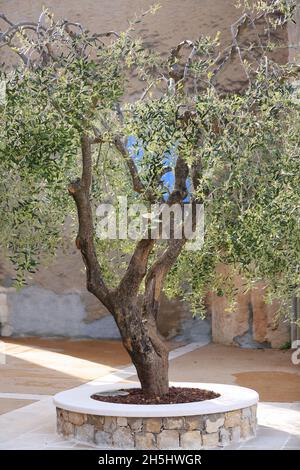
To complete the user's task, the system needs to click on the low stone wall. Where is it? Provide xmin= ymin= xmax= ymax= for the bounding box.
xmin=56 ymin=405 xmax=257 ymax=449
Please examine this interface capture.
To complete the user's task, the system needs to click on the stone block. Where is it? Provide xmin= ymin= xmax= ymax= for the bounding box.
xmin=56 ymin=408 xmax=69 ymax=422
xmin=135 ymin=432 xmax=157 ymax=449
xmin=75 ymin=423 xmax=94 ymax=443
xmin=163 ymin=417 xmax=184 ymax=430
xmin=61 ymin=421 xmax=75 ymax=436
xmin=202 ymin=432 xmax=219 ymax=448
xmin=242 ymin=407 xmax=252 ymax=420
xmin=104 ymin=416 xmax=117 ymax=433
xmin=180 ymin=431 xmax=202 ymax=449
xmin=95 ymin=430 xmax=113 ymax=447
xmin=56 ymin=416 xmax=63 ymax=434
xmin=68 ymin=411 xmax=86 ymax=426
xmin=128 ymin=418 xmax=143 ymax=432
xmin=112 ymin=427 xmax=134 ymax=449
xmin=144 ymin=418 xmax=162 ymax=433
xmin=230 ymin=426 xmax=241 ymax=442
xmin=224 ymin=410 xmax=241 ymax=428
xmin=185 ymin=415 xmax=204 ymax=431
xmin=163 ymin=417 xmax=184 ymax=429
xmin=205 ymin=414 xmax=224 ymax=433
xmin=157 ymin=430 xmax=179 ymax=449
xmin=218 ymin=427 xmax=230 ymax=447
xmin=117 ymin=417 xmax=127 ymax=427
xmin=241 ymin=419 xmax=256 ymax=440
xmin=250 ymin=405 xmax=257 ymax=418
xmin=87 ymin=415 xmax=104 ymax=429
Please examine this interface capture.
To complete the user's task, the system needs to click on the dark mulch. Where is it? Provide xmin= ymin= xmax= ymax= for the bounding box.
xmin=91 ymin=386 xmax=220 ymax=405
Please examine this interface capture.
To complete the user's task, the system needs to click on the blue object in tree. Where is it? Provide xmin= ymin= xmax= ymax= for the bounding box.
xmin=127 ymin=136 xmax=190 ymax=202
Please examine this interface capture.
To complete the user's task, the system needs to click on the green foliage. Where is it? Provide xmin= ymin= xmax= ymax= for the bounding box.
xmin=164 ymin=62 xmax=300 ymax=317
xmin=279 ymin=341 xmax=291 ymax=350
xmin=0 ymin=12 xmax=152 ymax=283
xmin=0 ymin=3 xmax=299 ymax=326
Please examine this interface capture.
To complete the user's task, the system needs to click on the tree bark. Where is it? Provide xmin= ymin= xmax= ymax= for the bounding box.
xmin=68 ymin=135 xmax=113 ymax=312
xmin=113 ymin=300 xmax=169 ymax=397
xmin=131 ymin=341 xmax=169 ymax=397
xmin=69 ymin=134 xmax=188 ymax=398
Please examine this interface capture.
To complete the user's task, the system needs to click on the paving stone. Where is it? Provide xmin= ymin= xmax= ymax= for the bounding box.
xmin=240 ymin=427 xmax=287 ymax=449
xmin=284 ymin=435 xmax=300 ymax=450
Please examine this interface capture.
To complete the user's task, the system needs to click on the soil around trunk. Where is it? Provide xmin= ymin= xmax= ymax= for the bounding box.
xmin=91 ymin=386 xmax=220 ymax=404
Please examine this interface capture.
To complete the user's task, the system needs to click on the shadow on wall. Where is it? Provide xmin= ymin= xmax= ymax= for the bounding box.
xmin=5 ymin=286 xmax=120 ymax=339
xmin=0 ymin=282 xmax=212 ymax=342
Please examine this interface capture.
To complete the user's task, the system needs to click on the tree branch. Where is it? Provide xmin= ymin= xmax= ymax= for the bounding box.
xmin=68 ymin=135 xmax=112 ymax=312
xmin=113 ymin=134 xmax=145 ymax=194
xmin=167 ymin=155 xmax=189 ymax=204
xmin=116 ymin=238 xmax=155 ymax=301
xmin=143 ymin=238 xmax=186 ymax=321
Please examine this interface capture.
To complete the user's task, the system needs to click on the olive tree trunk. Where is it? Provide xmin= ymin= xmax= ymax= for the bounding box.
xmin=113 ymin=300 xmax=169 ymax=396
xmin=69 ymin=135 xmax=187 ymax=397
xmin=111 ymin=237 xmax=186 ymax=396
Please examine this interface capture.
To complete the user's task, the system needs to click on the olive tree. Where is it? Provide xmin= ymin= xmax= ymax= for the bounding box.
xmin=0 ymin=1 xmax=299 ymax=396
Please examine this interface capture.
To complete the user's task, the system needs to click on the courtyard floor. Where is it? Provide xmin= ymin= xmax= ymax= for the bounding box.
xmin=0 ymin=338 xmax=299 ymax=449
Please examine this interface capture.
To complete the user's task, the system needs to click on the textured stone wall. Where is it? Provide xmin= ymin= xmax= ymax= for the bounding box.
xmin=0 ymin=287 xmax=14 ymax=337
xmin=207 ymin=266 xmax=290 ymax=348
xmin=56 ymin=405 xmax=257 ymax=449
xmin=0 ymin=256 xmax=211 ymax=341
xmin=288 ymin=0 xmax=300 ymax=64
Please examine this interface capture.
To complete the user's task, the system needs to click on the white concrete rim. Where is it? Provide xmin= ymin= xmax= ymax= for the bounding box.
xmin=53 ymin=382 xmax=259 ymax=417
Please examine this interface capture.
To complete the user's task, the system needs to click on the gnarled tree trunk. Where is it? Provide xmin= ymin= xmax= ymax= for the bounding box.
xmin=113 ymin=300 xmax=169 ymax=396
xmin=70 ymin=135 xmax=187 ymax=397
xmin=130 ymin=341 xmax=169 ymax=397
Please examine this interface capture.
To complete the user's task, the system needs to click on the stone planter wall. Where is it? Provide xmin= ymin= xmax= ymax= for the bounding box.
xmin=56 ymin=404 xmax=257 ymax=449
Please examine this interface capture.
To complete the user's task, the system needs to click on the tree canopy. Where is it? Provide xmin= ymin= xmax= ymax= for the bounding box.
xmin=0 ymin=0 xmax=299 ymax=326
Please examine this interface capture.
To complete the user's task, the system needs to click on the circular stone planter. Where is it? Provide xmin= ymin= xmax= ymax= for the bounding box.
xmin=54 ymin=382 xmax=258 ymax=449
